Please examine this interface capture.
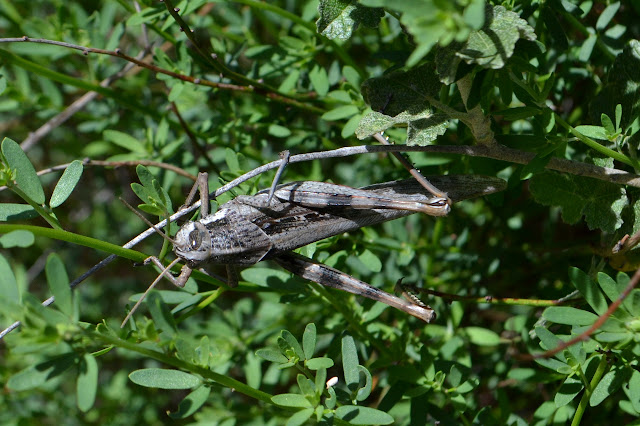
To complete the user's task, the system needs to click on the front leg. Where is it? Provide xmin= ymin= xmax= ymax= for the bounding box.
xmin=121 ymin=256 xmax=189 ymax=327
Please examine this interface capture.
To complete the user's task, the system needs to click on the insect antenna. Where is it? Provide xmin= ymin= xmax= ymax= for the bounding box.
xmin=119 ymin=197 xmax=177 ymax=245
xmin=121 ymin=257 xmax=182 ymax=327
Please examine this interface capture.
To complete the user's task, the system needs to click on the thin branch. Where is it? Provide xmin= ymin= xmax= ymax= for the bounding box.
xmin=415 ymin=287 xmax=579 ymax=307
xmin=169 ymin=102 xmax=218 ymax=173
xmin=19 ymin=46 xmax=155 ymax=151
xmin=3 ymin=142 xmax=640 ymax=339
xmin=519 ymin=266 xmax=640 ymax=361
xmin=0 ymin=159 xmax=197 ymax=194
xmin=0 ymin=37 xmax=322 ymax=113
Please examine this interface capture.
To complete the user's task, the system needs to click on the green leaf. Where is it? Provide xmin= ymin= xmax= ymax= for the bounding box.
xmin=1 ymin=137 xmax=45 ymax=205
xmin=598 ymin=272 xmax=621 ymax=303
xmin=268 ymin=124 xmax=292 ymax=138
xmin=591 ymin=40 xmax=640 ymax=131
xmin=104 ymin=130 xmax=147 ymax=154
xmin=286 ymin=408 xmax=314 ymax=426
xmin=46 ymin=253 xmax=72 ymax=317
xmin=321 ymin=104 xmax=359 ymax=121
xmin=77 ymin=354 xmax=98 ymax=412
xmin=575 ymin=125 xmax=607 ymax=140
xmin=463 ymin=0 xmax=485 ymax=30
xmin=529 ymin=171 xmax=627 ymax=233
xmin=355 ymin=365 xmax=372 ymax=401
xmin=343 ymin=65 xmax=361 ymax=87
xmin=0 ymin=229 xmax=34 ymax=248
xmin=309 ymin=65 xmax=329 ymax=97
xmin=596 ymin=2 xmax=620 ymax=31
xmin=7 ymin=353 xmax=77 ymax=391
xmin=579 ymin=33 xmax=597 ymax=62
xmin=307 ymin=357 xmax=334 ymax=370
xmin=297 ymin=374 xmax=315 ymax=397
xmin=361 ymin=64 xmax=441 ymax=118
xmin=436 ymin=5 xmax=536 ymax=84
xmin=281 ymin=330 xmax=305 ymax=361
xmin=601 ymin=114 xmax=615 ymax=135
xmin=555 ymin=376 xmax=583 ymax=407
xmin=302 ymin=323 xmax=316 ymax=360
xmin=316 ymin=0 xmax=384 ymax=40
xmin=335 ymin=406 xmax=394 ymax=424
xmin=168 ymin=386 xmax=211 ymax=419
xmin=0 ymin=203 xmax=38 ymax=221
xmin=272 ymin=393 xmax=312 ymax=408
xmin=0 ymin=253 xmax=19 ymax=303
xmin=625 ymin=370 xmax=640 ymax=413
xmin=357 ymin=249 xmax=382 ymax=273
xmin=256 ymin=348 xmax=289 ymax=364
xmin=342 ymin=334 xmax=359 ymax=390
xmin=147 ymin=290 xmax=178 ymax=335
xmin=570 ymin=268 xmax=608 ymax=315
xmin=50 ymin=160 xmax=83 ymax=208
xmin=464 ymin=326 xmax=501 ymax=346
xmin=590 ymin=367 xmax=631 ymax=406
xmin=534 ymin=327 xmax=565 ymax=359
xmin=542 ymin=307 xmax=598 ymax=326
xmin=128 ymin=368 xmax=201 ymax=389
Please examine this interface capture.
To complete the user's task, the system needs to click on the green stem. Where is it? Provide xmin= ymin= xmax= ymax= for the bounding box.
xmin=7 ymin=185 xmax=62 ymax=230
xmin=89 ymin=327 xmax=274 ymax=403
xmin=0 ymin=224 xmax=146 ymax=261
xmin=555 ymin=113 xmax=634 ymax=167
xmin=571 ymin=353 xmax=609 ymax=426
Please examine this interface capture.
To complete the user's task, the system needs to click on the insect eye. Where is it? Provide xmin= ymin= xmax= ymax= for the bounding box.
xmin=188 ymin=229 xmax=202 ymax=250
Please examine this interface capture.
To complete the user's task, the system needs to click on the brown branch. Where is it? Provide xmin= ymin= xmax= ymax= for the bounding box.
xmin=518 ymin=266 xmax=640 ymax=361
xmin=0 ymin=159 xmax=197 ymax=194
xmin=0 ymin=37 xmax=322 ymax=114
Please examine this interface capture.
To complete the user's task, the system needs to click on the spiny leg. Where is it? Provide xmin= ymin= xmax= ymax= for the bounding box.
xmin=275 ymin=253 xmax=435 ymax=322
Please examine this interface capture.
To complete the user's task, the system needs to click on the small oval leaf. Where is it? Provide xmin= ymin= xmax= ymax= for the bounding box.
xmin=50 ymin=160 xmax=83 ymax=208
xmin=128 ymin=368 xmax=201 ymax=389
xmin=46 ymin=253 xmax=72 ymax=317
xmin=0 ymin=229 xmax=35 ymax=248
xmin=335 ymin=406 xmax=394 ymax=425
xmin=0 ymin=254 xmax=19 ymax=303
xmin=77 ymin=354 xmax=98 ymax=412
xmin=465 ymin=326 xmax=501 ymax=346
xmin=271 ymin=393 xmax=312 ymax=408
xmin=2 ymin=138 xmax=45 ymax=204
xmin=302 ymin=323 xmax=316 ymax=360
xmin=543 ymin=307 xmax=598 ymax=326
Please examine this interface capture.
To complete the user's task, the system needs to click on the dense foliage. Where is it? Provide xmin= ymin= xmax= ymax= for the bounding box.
xmin=2 ymin=1 xmax=640 ymax=424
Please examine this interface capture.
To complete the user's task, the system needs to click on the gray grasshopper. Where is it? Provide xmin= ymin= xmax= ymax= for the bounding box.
xmin=129 ymin=174 xmax=506 ymax=324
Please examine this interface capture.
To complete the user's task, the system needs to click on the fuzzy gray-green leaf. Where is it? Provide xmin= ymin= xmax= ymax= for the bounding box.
xmin=529 ymin=171 xmax=627 ymax=233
